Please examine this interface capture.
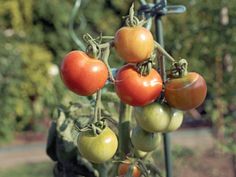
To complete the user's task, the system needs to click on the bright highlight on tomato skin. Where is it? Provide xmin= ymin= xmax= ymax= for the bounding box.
xmin=114 ymin=26 xmax=154 ymax=63
xmin=114 ymin=64 xmax=163 ymax=106
xmin=165 ymin=72 xmax=207 ymax=110
xmin=60 ymin=51 xmax=108 ymax=96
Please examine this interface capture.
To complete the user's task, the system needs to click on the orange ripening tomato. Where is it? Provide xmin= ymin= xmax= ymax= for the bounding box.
xmin=118 ymin=160 xmax=141 ymax=177
xmin=115 ymin=64 xmax=163 ymax=106
xmin=114 ymin=26 xmax=154 ymax=63
xmin=60 ymin=51 xmax=108 ymax=96
xmin=165 ymin=72 xmax=207 ymax=110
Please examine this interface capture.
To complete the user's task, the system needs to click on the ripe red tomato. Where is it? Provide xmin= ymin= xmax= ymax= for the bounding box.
xmin=77 ymin=127 xmax=118 ymax=164
xmin=115 ymin=64 xmax=162 ymax=106
xmin=165 ymin=72 xmax=207 ymax=110
xmin=118 ymin=160 xmax=141 ymax=177
xmin=114 ymin=26 xmax=154 ymax=63
xmin=60 ymin=51 xmax=108 ymax=96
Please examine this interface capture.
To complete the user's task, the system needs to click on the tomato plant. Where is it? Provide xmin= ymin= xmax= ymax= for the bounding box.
xmin=115 ymin=64 xmax=162 ymax=106
xmin=131 ymin=126 xmax=161 ymax=152
xmin=60 ymin=51 xmax=108 ymax=96
xmin=51 ymin=3 xmax=210 ymax=177
xmin=77 ymin=127 xmax=118 ymax=164
xmin=165 ymin=72 xmax=207 ymax=110
xmin=134 ymin=102 xmax=183 ymax=132
xmin=114 ymin=26 xmax=154 ymax=63
xmin=118 ymin=160 xmax=141 ymax=177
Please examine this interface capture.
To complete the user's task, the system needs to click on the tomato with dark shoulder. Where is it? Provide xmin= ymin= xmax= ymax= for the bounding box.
xmin=165 ymin=72 xmax=207 ymax=110
xmin=115 ymin=64 xmax=162 ymax=106
xmin=131 ymin=126 xmax=161 ymax=152
xmin=60 ymin=51 xmax=108 ymax=96
xmin=134 ymin=103 xmax=183 ymax=133
xmin=118 ymin=160 xmax=141 ymax=177
xmin=114 ymin=26 xmax=154 ymax=63
xmin=77 ymin=127 xmax=118 ymax=164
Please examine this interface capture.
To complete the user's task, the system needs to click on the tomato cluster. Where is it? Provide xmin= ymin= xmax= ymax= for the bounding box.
xmin=59 ymin=4 xmax=207 ymax=176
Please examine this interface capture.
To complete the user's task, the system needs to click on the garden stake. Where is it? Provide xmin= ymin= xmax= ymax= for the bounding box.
xmin=155 ymin=19 xmax=173 ymax=177
xmin=155 ymin=1 xmax=185 ymax=177
xmin=154 ymin=5 xmax=172 ymax=177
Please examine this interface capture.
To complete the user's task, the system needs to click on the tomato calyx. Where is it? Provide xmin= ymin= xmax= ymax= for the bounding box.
xmin=83 ymin=33 xmax=101 ymax=59
xmin=168 ymin=59 xmax=188 ymax=79
xmin=83 ymin=33 xmax=115 ymax=82
xmin=124 ymin=3 xmax=146 ymax=27
xmin=75 ymin=119 xmax=107 ymax=136
xmin=136 ymin=53 xmax=155 ymax=76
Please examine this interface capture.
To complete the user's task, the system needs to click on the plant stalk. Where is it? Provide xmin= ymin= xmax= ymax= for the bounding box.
xmin=94 ymin=164 xmax=108 ymax=177
xmin=118 ymin=103 xmax=132 ymax=157
xmin=94 ymin=90 xmax=102 ymax=123
xmin=101 ymin=42 xmax=115 ymax=82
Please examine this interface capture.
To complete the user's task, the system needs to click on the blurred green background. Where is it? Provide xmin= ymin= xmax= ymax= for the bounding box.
xmin=0 ymin=0 xmax=235 ymax=176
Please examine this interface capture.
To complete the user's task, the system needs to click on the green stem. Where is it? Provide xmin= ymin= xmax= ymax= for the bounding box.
xmin=118 ymin=103 xmax=132 ymax=157
xmin=154 ymin=41 xmax=175 ymax=63
xmin=94 ymin=164 xmax=108 ymax=177
xmin=125 ymin=3 xmax=140 ymax=27
xmin=94 ymin=90 xmax=102 ymax=123
xmin=100 ymin=42 xmax=115 ymax=82
xmin=129 ymin=3 xmax=135 ymax=24
xmin=100 ymin=36 xmax=114 ymax=40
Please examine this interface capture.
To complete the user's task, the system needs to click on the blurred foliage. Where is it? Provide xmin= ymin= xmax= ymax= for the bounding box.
xmin=163 ymin=0 xmax=236 ymax=155
xmin=0 ymin=0 xmax=133 ymax=142
xmin=0 ymin=37 xmax=53 ymax=140
xmin=164 ymin=0 xmax=236 ymax=98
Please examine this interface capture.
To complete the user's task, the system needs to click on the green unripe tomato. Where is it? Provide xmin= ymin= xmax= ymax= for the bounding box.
xmin=134 ymin=102 xmax=184 ymax=133
xmin=134 ymin=148 xmax=148 ymax=158
xmin=131 ymin=126 xmax=161 ymax=152
xmin=166 ymin=109 xmax=184 ymax=132
xmin=77 ymin=127 xmax=118 ymax=164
